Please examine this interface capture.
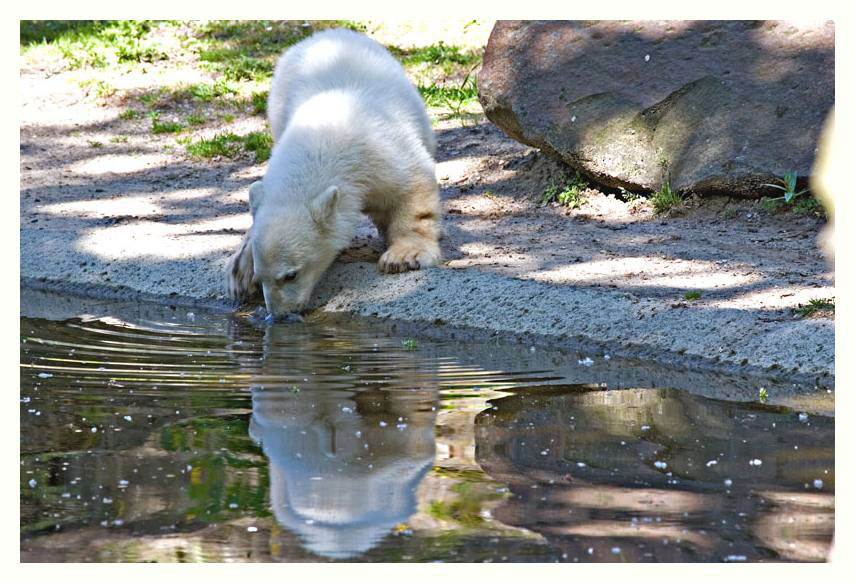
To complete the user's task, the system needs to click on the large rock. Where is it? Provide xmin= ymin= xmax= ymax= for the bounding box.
xmin=478 ymin=21 xmax=834 ymax=196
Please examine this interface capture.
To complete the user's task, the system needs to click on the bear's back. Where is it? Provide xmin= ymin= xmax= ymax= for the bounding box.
xmin=267 ymin=29 xmax=433 ymax=154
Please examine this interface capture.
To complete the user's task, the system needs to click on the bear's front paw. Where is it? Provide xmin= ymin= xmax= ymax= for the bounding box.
xmin=226 ymin=238 xmax=258 ymax=302
xmin=378 ymin=240 xmax=440 ymax=274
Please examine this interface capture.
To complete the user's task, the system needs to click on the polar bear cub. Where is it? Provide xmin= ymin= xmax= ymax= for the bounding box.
xmin=227 ymin=28 xmax=441 ymax=318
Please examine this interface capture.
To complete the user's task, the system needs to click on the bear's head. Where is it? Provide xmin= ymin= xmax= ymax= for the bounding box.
xmin=249 ymin=180 xmax=345 ymax=318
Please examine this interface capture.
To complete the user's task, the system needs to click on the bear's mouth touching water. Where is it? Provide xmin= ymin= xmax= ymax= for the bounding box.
xmin=226 ymin=28 xmax=442 ymax=319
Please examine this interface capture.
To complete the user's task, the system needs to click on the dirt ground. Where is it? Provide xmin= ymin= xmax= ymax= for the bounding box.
xmin=18 ymin=21 xmax=835 ymax=383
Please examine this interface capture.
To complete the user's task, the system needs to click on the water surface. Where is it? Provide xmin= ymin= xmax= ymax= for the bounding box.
xmin=20 ymin=292 xmax=834 ymax=562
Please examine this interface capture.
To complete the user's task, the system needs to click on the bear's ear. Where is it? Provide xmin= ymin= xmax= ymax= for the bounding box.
xmin=310 ymin=185 xmax=339 ymax=225
xmin=249 ymin=181 xmax=265 ymax=218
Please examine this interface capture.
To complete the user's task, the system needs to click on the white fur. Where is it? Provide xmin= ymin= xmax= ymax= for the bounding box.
xmin=226 ymin=29 xmax=441 ymax=317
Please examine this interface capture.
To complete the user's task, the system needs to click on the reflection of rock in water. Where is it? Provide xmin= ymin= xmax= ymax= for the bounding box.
xmin=248 ymin=324 xmax=437 ymax=559
xmin=475 ymin=387 xmax=834 ymax=562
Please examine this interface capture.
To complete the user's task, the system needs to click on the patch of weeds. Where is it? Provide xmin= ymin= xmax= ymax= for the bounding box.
xmin=540 ymin=171 xmax=589 ymax=209
xmin=150 ymin=113 xmax=185 ymax=134
xmin=250 ymin=91 xmax=268 ymax=115
xmin=402 ymin=339 xmax=418 ymax=351
xmin=138 ymin=90 xmax=163 ymax=108
xmin=94 ymin=80 xmax=116 ymax=98
xmin=222 ymin=114 xmax=236 ymax=123
xmin=722 ymin=207 xmax=739 ymax=219
xmin=683 ymin=291 xmax=702 ymax=301
xmin=758 ymin=387 xmax=769 ymax=403
xmin=119 ymin=108 xmax=142 ymax=120
xmin=243 ymin=131 xmax=273 ymax=163
xmin=87 ymin=140 xmax=103 ymax=148
xmin=763 ymin=171 xmax=809 ymax=204
xmin=792 ymin=196 xmax=827 ymax=218
xmin=419 ymin=70 xmax=479 ymax=119
xmin=186 ymin=133 xmax=244 ymax=158
xmin=109 ymin=135 xmax=129 ymax=144
xmin=796 ymin=298 xmax=835 ymax=318
xmin=188 ymin=80 xmax=237 ymax=102
xmin=185 ymin=113 xmax=207 ymax=126
xmin=652 ymin=158 xmax=682 ymax=213
xmin=394 ymin=41 xmax=480 ymax=68
xmin=758 ymin=194 xmax=827 ymax=219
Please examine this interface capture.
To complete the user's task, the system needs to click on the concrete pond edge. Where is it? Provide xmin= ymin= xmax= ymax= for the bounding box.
xmin=22 ymin=259 xmax=835 ymax=392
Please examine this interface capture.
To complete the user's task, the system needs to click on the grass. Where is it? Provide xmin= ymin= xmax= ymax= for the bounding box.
xmin=651 ymin=159 xmax=682 ymax=213
xmin=21 ymin=20 xmax=170 ymax=69
xmin=186 ymin=131 xmax=272 ymax=162
xmin=401 ymin=339 xmax=418 ymax=351
xmin=683 ymin=291 xmax=702 ymax=301
xmin=243 ymin=131 xmax=273 ymax=162
xmin=796 ymin=298 xmax=835 ymax=318
xmin=758 ymin=387 xmax=769 ymax=403
xmin=119 ymin=108 xmax=142 ymax=120
xmin=540 ymin=171 xmax=589 ymax=209
xmin=759 ymin=195 xmax=827 ymax=218
xmin=150 ymin=113 xmax=185 ymax=134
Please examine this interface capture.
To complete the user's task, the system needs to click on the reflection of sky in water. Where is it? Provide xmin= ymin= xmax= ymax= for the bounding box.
xmin=250 ymin=388 xmax=435 ymax=559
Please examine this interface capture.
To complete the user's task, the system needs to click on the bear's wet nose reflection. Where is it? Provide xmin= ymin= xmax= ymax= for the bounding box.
xmin=249 ymin=387 xmax=436 ymax=559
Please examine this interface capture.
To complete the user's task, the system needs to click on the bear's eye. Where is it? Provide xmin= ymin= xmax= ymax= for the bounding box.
xmin=278 ymin=270 xmax=298 ymax=284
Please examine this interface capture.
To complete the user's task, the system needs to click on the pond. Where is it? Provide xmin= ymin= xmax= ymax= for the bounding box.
xmin=20 ymin=290 xmax=834 ymax=562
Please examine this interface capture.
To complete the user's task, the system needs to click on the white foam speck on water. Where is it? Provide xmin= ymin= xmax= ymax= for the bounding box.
xmin=576 ymin=462 xmax=586 ymax=468
xmin=587 ymin=548 xmax=593 ymax=555
xmin=310 ymin=476 xmax=323 ymax=481
xmin=379 ymin=421 xmax=387 ymax=427
xmin=644 ymin=54 xmax=650 ymax=62
xmin=578 ymin=357 xmax=594 ymax=366
xmin=123 ymin=415 xmax=132 ymax=422
xmin=604 ymin=354 xmax=610 ymax=360
xmin=724 ymin=555 xmax=747 ymax=562
xmin=814 ymin=479 xmax=824 ymax=489
xmin=247 ymin=526 xmax=258 ymax=532
xmin=749 ymin=459 xmax=762 ymax=466
xmin=341 ymin=407 xmax=352 ymax=413
xmin=724 ymin=479 xmax=733 ymax=487
xmin=798 ymin=412 xmax=809 ymax=422
xmin=91 ymin=427 xmax=97 ymax=433
xmin=706 ymin=460 xmax=718 ymax=467
xmin=305 ymin=520 xmax=315 ymax=525
xmin=355 ymin=431 xmax=362 ymax=438
xmin=38 ymin=372 xmax=52 ymax=378
xmin=654 ymin=461 xmax=667 ymax=469
xmin=28 ymin=479 xmax=37 ymax=488
xmin=611 ymin=547 xmax=621 ymax=555
xmin=641 ymin=425 xmax=651 ymax=431
xmin=118 ymin=480 xmax=129 ymax=488
xmin=229 ymin=502 xmax=238 ymax=509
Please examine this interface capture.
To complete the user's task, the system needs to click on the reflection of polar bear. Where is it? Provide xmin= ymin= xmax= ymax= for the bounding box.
xmin=250 ymin=388 xmax=436 ymax=559
xmin=227 ymin=29 xmax=442 ymax=318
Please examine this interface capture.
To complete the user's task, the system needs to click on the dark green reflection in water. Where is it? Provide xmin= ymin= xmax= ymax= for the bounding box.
xmin=20 ymin=309 xmax=833 ymax=562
